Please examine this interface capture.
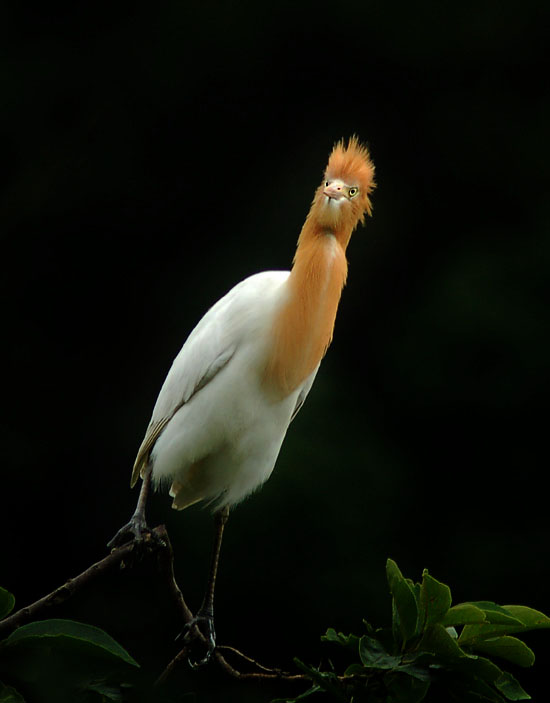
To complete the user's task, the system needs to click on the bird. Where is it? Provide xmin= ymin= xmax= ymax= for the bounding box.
xmin=108 ymin=136 xmax=375 ymax=659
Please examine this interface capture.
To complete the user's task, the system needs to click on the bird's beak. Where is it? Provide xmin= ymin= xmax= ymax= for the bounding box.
xmin=323 ymin=182 xmax=346 ymax=200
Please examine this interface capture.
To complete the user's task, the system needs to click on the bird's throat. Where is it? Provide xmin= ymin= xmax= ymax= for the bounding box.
xmin=263 ymin=229 xmax=348 ymax=396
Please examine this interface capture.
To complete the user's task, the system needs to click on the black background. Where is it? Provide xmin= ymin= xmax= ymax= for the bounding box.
xmin=1 ymin=0 xmax=549 ymax=700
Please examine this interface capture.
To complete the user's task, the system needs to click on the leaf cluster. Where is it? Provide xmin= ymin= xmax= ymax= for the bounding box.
xmin=278 ymin=559 xmax=550 ymax=703
xmin=0 ymin=586 xmax=139 ymax=703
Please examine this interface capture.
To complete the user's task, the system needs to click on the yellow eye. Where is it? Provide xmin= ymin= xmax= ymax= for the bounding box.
xmin=348 ymin=187 xmax=358 ymax=198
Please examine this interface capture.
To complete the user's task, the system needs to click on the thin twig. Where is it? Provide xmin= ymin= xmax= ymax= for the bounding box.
xmin=154 ymin=524 xmax=195 ymax=625
xmin=216 ymin=644 xmax=283 ymax=672
xmin=216 ymin=644 xmax=300 ymax=676
xmin=0 ymin=528 xmax=164 ymax=639
xmin=214 ymin=648 xmax=307 ymax=682
xmin=154 ymin=644 xmax=192 ymax=687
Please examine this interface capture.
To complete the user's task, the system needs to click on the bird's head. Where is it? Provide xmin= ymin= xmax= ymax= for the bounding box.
xmin=314 ymin=136 xmax=375 ymax=235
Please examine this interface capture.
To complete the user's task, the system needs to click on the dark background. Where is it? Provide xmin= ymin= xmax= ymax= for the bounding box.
xmin=1 ymin=0 xmax=549 ymax=700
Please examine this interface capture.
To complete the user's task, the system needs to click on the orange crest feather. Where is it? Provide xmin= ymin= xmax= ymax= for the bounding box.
xmin=325 ymin=136 xmax=376 ymax=216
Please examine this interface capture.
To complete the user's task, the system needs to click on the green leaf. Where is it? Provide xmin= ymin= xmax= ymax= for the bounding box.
xmin=385 ymin=671 xmax=430 ymax=703
xmin=386 ymin=559 xmax=419 ymax=644
xmin=322 ymin=628 xmax=359 ymax=651
xmin=421 ymin=623 xmax=469 ymax=661
xmin=3 ymin=619 xmax=139 ymax=668
xmin=443 ymin=603 xmax=488 ymax=627
xmin=493 ymin=671 xmax=531 ymax=701
xmin=358 ymin=635 xmax=401 ymax=669
xmin=343 ymin=662 xmax=367 ymax=677
xmin=420 ymin=570 xmax=452 ymax=629
xmin=396 ymin=661 xmax=432 ymax=683
xmin=469 ymin=637 xmax=535 ymax=668
xmin=322 ymin=627 xmax=341 ymax=643
xmin=85 ymin=681 xmax=128 ymax=701
xmin=459 ymin=605 xmax=550 ymax=646
xmin=446 ymin=677 xmax=506 ymax=703
xmin=294 ymin=659 xmax=347 ymax=702
xmin=421 ymin=623 xmax=508 ymax=689
xmin=501 ymin=605 xmax=550 ymax=630
xmin=0 ymin=681 xmax=25 ymax=703
xmin=469 ymin=603 xmax=523 ymax=627
xmin=0 ymin=588 xmax=15 ymax=621
xmin=459 ymin=603 xmax=533 ymax=646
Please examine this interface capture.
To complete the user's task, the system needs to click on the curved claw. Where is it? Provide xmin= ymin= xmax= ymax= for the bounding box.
xmin=107 ymin=515 xmax=163 ymax=551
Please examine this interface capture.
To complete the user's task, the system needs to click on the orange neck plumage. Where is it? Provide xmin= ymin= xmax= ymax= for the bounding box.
xmin=263 ymin=216 xmax=349 ymax=396
xmin=263 ymin=137 xmax=374 ymax=397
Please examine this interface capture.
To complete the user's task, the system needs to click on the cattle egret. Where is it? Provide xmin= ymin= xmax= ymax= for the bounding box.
xmin=109 ymin=137 xmax=375 ymax=658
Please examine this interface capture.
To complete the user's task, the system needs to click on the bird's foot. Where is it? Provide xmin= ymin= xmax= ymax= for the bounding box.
xmin=107 ymin=514 xmax=164 ymax=551
xmin=178 ymin=609 xmax=217 ymax=667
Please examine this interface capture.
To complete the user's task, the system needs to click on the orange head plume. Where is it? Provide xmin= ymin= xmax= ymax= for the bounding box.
xmin=302 ymin=137 xmax=376 ymax=249
xmin=324 ymin=136 xmax=375 ymax=219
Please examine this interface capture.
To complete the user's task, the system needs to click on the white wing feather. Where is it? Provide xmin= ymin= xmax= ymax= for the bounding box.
xmin=131 ymin=271 xmax=291 ymax=485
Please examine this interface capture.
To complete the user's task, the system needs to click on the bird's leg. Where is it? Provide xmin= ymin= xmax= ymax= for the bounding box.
xmin=197 ymin=505 xmax=230 ymax=641
xmin=108 ymin=467 xmax=160 ymax=549
xmin=182 ymin=505 xmax=229 ymax=665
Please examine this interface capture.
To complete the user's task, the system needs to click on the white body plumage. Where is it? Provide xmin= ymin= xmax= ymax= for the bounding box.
xmin=127 ymin=138 xmax=375 ymax=521
xmin=137 ymin=271 xmax=318 ymax=511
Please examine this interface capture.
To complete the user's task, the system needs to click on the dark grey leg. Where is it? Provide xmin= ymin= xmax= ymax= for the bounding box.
xmin=107 ymin=467 xmax=155 ymax=549
xmin=183 ymin=505 xmax=230 ymax=664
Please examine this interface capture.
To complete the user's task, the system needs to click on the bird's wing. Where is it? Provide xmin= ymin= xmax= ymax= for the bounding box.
xmin=131 ymin=326 xmax=238 ymax=487
xmin=131 ymin=416 xmax=171 ymax=485
xmin=131 ymin=271 xmax=289 ymax=486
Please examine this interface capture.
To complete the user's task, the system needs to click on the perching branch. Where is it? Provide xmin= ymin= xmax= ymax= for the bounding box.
xmin=155 ymin=640 xmax=308 ymax=687
xmin=152 ymin=525 xmax=308 ymax=686
xmin=0 ymin=529 xmax=161 ymax=640
xmin=214 ymin=646 xmax=307 ymax=682
xmin=153 ymin=524 xmax=195 ymax=625
xmin=0 ymin=523 xmax=307 ymax=690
